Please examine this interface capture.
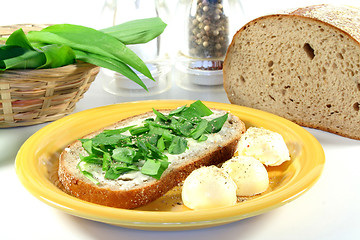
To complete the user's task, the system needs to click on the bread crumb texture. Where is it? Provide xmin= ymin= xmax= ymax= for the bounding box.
xmin=224 ymin=4 xmax=360 ymax=139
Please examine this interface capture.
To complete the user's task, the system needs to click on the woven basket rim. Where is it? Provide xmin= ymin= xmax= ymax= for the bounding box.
xmin=1 ymin=61 xmax=98 ymax=74
xmin=0 ymin=24 xmax=100 ymax=127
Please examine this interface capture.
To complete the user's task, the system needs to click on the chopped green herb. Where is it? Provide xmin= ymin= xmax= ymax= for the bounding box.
xmin=141 ymin=159 xmax=169 ymax=180
xmin=152 ymin=108 xmax=169 ymax=121
xmin=112 ymin=147 xmax=136 ymax=163
xmin=157 ymin=136 xmax=166 ymax=152
xmin=80 ymin=139 xmax=93 ymax=154
xmin=79 ymin=154 xmax=103 ymax=165
xmin=169 ymin=105 xmax=187 ymax=115
xmin=104 ymin=167 xmax=121 ymax=180
xmin=91 ymin=133 xmax=130 ymax=146
xmin=189 ymin=100 xmax=214 ymax=117
xmin=77 ymin=160 xmax=100 ymax=185
xmin=77 ymin=101 xmax=229 ymax=182
xmin=129 ymin=126 xmax=149 ymax=135
xmin=178 ymin=121 xmax=194 ymax=137
xmin=190 ymin=119 xmax=208 ymax=140
xmin=197 ymin=134 xmax=208 ymax=142
xmin=180 ymin=100 xmax=213 ymax=120
xmin=206 ymin=113 xmax=229 ymax=133
xmin=102 ymin=125 xmax=136 ymax=135
xmin=81 ymin=170 xmax=100 ymax=185
xmin=168 ymin=136 xmax=188 ymax=154
xmin=102 ymin=152 xmax=111 ymax=171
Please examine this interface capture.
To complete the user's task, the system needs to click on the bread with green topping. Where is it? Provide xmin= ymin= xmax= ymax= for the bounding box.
xmin=58 ymin=107 xmax=245 ymax=209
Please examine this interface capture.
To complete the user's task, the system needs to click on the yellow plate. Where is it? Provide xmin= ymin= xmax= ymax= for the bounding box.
xmin=15 ymin=100 xmax=325 ymax=231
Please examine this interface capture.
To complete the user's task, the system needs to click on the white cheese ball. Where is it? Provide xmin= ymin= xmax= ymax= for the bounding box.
xmin=181 ymin=166 xmax=237 ymax=210
xmin=222 ymin=156 xmax=269 ymax=196
xmin=237 ymin=127 xmax=290 ymax=166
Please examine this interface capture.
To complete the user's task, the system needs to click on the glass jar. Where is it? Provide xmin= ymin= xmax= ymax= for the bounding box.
xmin=175 ymin=0 xmax=244 ymax=88
xmin=101 ymin=0 xmax=172 ymax=97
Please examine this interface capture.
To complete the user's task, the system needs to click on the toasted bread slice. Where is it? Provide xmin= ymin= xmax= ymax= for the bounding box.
xmin=58 ymin=109 xmax=245 ymax=209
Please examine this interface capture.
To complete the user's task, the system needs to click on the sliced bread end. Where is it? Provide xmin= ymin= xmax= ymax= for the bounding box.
xmin=224 ymin=5 xmax=360 ymax=140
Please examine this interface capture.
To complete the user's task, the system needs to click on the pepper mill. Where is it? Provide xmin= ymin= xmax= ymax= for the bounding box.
xmin=176 ymin=0 xmax=244 ymax=87
xmin=188 ymin=0 xmax=229 ymax=59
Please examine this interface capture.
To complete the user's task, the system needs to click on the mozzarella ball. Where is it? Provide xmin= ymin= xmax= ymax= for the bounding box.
xmin=181 ymin=166 xmax=237 ymax=210
xmin=222 ymin=156 xmax=269 ymax=196
xmin=237 ymin=127 xmax=290 ymax=166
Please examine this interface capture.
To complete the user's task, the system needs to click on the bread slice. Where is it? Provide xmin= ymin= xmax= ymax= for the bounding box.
xmin=58 ymin=109 xmax=245 ymax=209
xmin=223 ymin=4 xmax=360 ymax=140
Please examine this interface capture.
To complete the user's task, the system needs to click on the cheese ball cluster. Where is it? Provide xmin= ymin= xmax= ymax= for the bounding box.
xmin=181 ymin=127 xmax=290 ymax=210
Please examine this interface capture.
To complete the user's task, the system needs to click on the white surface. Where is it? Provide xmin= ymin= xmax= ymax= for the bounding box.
xmin=1 ymin=0 xmax=360 ymax=239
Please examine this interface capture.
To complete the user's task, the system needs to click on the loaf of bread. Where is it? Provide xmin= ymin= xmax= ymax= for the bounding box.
xmin=58 ymin=108 xmax=245 ymax=209
xmin=223 ymin=4 xmax=360 ymax=140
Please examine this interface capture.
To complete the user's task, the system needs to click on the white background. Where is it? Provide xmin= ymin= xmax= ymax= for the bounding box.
xmin=1 ymin=1 xmax=360 ymax=240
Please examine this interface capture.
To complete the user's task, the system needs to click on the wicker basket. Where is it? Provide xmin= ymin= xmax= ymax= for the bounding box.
xmin=0 ymin=24 xmax=100 ymax=127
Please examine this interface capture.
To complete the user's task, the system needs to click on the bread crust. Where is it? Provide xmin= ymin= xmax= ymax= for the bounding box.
xmin=224 ymin=4 xmax=360 ymax=140
xmin=58 ymin=110 xmax=245 ymax=209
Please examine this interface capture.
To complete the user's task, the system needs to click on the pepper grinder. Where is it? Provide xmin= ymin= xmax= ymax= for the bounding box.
xmin=188 ymin=0 xmax=229 ymax=59
xmin=176 ymin=0 xmax=244 ymax=88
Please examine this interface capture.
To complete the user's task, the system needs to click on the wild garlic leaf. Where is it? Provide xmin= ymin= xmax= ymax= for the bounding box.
xmin=0 ymin=29 xmax=75 ymax=70
xmin=206 ymin=113 xmax=229 ymax=133
xmin=79 ymin=154 xmax=103 ymax=165
xmin=5 ymin=28 xmax=35 ymax=50
xmin=141 ymin=159 xmax=161 ymax=176
xmin=74 ymin=49 xmax=148 ymax=90
xmin=141 ymin=159 xmax=169 ymax=180
xmin=129 ymin=126 xmax=150 ymax=136
xmin=178 ymin=121 xmax=194 ymax=137
xmin=27 ymin=24 xmax=153 ymax=80
xmin=188 ymin=100 xmax=213 ymax=117
xmin=101 ymin=17 xmax=167 ymax=45
xmin=0 ymin=46 xmax=46 ymax=70
xmin=168 ymin=136 xmax=188 ymax=154
xmin=1 ymin=18 xmax=167 ymax=89
xmin=80 ymin=170 xmax=100 ymax=185
xmin=0 ymin=45 xmax=25 ymax=61
xmin=169 ymin=105 xmax=187 ymax=116
xmin=157 ymin=136 xmax=166 ymax=152
xmin=103 ymin=125 xmax=136 ymax=135
xmin=152 ymin=108 xmax=169 ymax=121
xmin=104 ymin=167 xmax=121 ymax=180
xmin=102 ymin=152 xmax=111 ymax=171
xmin=112 ymin=147 xmax=136 ymax=163
xmin=190 ymin=119 xmax=208 ymax=140
xmin=91 ymin=132 xmax=130 ymax=146
xmin=79 ymin=139 xmax=93 ymax=154
xmin=38 ymin=44 xmax=75 ymax=68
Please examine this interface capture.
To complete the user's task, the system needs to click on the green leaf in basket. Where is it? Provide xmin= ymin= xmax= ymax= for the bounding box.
xmin=0 ymin=44 xmax=75 ymax=70
xmin=38 ymin=44 xmax=75 ymax=68
xmin=26 ymin=24 xmax=154 ymax=80
xmin=74 ymin=50 xmax=148 ymax=90
xmin=5 ymin=28 xmax=35 ymax=50
xmin=101 ymin=17 xmax=167 ymax=45
xmin=0 ymin=28 xmax=75 ymax=70
xmin=0 ymin=45 xmax=46 ymax=70
xmin=0 ymin=45 xmax=27 ymax=60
